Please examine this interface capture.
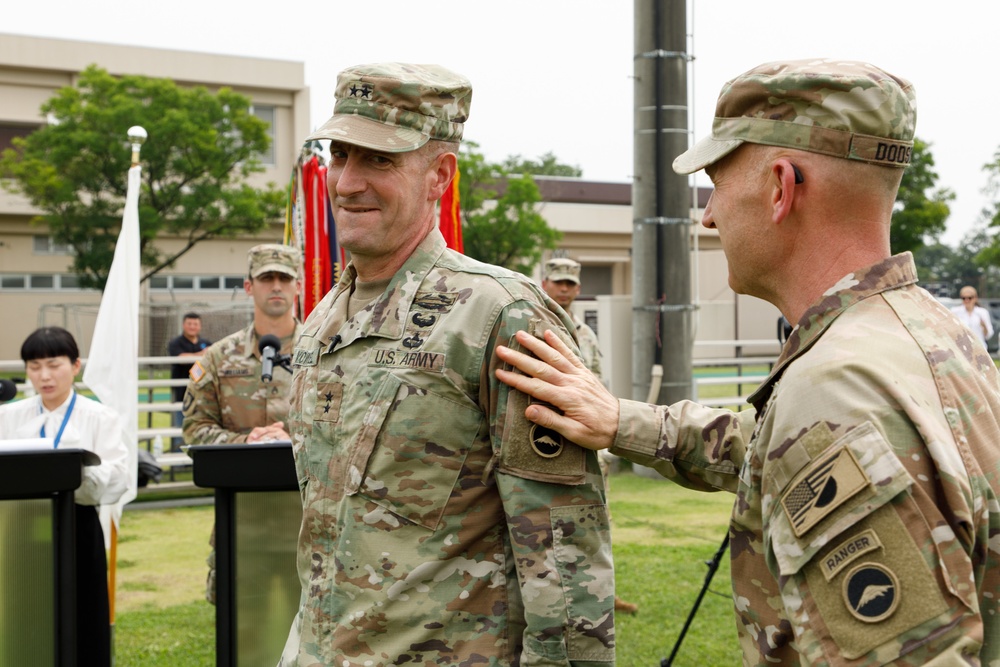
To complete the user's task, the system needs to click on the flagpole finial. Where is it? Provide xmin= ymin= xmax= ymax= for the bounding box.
xmin=127 ymin=126 xmax=147 ymax=166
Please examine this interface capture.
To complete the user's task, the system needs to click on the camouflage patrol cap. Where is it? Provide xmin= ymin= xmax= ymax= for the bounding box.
xmin=544 ymin=258 xmax=581 ymax=284
xmin=247 ymin=244 xmax=300 ymax=279
xmin=305 ymin=62 xmax=471 ymax=152
xmin=673 ymin=59 xmax=917 ymax=174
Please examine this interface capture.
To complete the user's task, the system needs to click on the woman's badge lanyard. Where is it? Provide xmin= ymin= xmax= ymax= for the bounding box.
xmin=40 ymin=392 xmax=77 ymax=449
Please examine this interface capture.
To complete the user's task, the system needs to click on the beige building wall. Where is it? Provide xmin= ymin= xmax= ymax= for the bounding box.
xmin=0 ymin=34 xmax=310 ymax=356
xmin=0 ymin=35 xmax=776 ymax=368
xmin=534 ymin=182 xmax=781 ymax=360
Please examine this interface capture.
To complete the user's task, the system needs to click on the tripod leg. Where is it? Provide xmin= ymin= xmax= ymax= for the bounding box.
xmin=660 ymin=532 xmax=730 ymax=667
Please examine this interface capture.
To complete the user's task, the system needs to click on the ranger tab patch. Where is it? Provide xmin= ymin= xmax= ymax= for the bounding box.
xmin=782 ymin=445 xmax=869 ymax=537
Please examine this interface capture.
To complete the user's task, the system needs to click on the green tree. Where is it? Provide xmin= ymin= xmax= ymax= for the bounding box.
xmin=458 ymin=142 xmax=562 ymax=274
xmin=0 ymin=65 xmax=285 ymax=289
xmin=890 ymin=138 xmax=954 ymax=255
xmin=972 ymin=145 xmax=1000 ymax=278
xmin=502 ymin=151 xmax=583 ymax=177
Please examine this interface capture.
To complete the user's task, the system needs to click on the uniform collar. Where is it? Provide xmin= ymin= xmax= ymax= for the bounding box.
xmin=327 ymin=229 xmax=447 ymax=343
xmin=748 ymin=253 xmax=918 ymax=412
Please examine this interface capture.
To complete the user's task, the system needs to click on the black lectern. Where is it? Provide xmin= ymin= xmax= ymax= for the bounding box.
xmin=190 ymin=442 xmax=301 ymax=667
xmin=0 ymin=447 xmax=99 ymax=667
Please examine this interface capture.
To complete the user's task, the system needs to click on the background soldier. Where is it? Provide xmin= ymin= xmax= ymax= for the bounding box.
xmin=182 ymin=243 xmax=302 ymax=604
xmin=541 ymin=257 xmax=604 ymax=380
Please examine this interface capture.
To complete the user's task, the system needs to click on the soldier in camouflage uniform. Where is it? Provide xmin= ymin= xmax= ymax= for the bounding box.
xmin=183 ymin=243 xmax=303 ymax=603
xmin=542 ymin=258 xmax=603 ymax=380
xmin=496 ymin=59 xmax=1000 ymax=665
xmin=278 ymin=63 xmax=614 ymax=666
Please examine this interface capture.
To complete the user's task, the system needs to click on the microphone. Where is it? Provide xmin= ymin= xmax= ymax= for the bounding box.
xmin=259 ymin=334 xmax=282 ymax=383
xmin=0 ymin=378 xmax=16 ymax=402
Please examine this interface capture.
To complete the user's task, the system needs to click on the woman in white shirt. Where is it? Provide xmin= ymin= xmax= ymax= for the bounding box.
xmin=951 ymin=285 xmax=995 ymax=350
xmin=0 ymin=327 xmax=129 ymax=667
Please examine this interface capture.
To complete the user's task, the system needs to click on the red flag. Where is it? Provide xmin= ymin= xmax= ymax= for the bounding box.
xmin=301 ymin=156 xmax=333 ymax=318
xmin=439 ymin=169 xmax=463 ymax=253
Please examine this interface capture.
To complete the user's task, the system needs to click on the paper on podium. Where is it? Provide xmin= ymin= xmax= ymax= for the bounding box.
xmin=0 ymin=437 xmax=55 ymax=451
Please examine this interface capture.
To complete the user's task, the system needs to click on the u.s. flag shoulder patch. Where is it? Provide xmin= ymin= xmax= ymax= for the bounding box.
xmin=781 ymin=445 xmax=870 ymax=537
xmin=189 ymin=360 xmax=206 ymax=383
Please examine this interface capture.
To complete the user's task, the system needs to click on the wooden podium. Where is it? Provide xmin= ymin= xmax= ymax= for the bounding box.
xmin=190 ymin=442 xmax=301 ymax=667
xmin=0 ymin=447 xmax=99 ymax=667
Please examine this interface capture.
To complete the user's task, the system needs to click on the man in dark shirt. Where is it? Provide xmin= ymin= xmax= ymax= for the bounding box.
xmin=166 ymin=312 xmax=210 ymax=449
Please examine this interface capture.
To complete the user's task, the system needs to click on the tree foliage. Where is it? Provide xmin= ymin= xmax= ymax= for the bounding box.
xmin=890 ymin=138 xmax=954 ymax=255
xmin=501 ymin=151 xmax=583 ymax=178
xmin=971 ymin=144 xmax=1000 ymax=274
xmin=458 ymin=142 xmax=562 ymax=274
xmin=0 ymin=65 xmax=285 ymax=289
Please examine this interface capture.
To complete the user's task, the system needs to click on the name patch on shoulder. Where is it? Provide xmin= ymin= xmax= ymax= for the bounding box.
xmin=368 ymin=348 xmax=445 ymax=373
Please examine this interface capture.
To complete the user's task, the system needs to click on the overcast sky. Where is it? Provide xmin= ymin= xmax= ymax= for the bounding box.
xmin=5 ymin=1 xmax=997 ymax=245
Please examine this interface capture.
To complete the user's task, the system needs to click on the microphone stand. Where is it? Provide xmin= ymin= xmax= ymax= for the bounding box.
xmin=660 ymin=532 xmax=730 ymax=667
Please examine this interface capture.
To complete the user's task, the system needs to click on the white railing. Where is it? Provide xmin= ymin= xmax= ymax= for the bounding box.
xmin=1 ymin=343 xmax=783 ymax=459
xmin=690 ymin=339 xmax=781 ymax=408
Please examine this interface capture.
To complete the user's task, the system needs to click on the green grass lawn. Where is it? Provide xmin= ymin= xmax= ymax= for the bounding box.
xmin=114 ymin=472 xmax=741 ymax=666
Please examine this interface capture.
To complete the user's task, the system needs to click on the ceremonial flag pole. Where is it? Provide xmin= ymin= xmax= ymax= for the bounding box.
xmin=439 ymin=167 xmax=463 ymax=252
xmin=82 ymin=126 xmax=144 ymax=654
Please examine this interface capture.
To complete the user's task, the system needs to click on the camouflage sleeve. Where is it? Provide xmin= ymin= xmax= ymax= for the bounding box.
xmin=181 ymin=351 xmax=249 ymax=445
xmin=489 ymin=298 xmax=616 ymax=665
xmin=757 ymin=336 xmax=985 ymax=664
xmin=611 ymin=398 xmax=752 ymax=493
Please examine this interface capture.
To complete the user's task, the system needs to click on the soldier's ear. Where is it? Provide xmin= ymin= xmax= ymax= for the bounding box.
xmin=428 ymin=151 xmax=457 ymax=202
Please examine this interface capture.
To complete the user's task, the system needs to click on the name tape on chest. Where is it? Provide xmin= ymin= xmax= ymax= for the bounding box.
xmin=369 ymin=348 xmax=445 ymax=373
xmin=219 ymin=368 xmax=253 ymax=377
xmin=293 ymin=347 xmax=319 ymax=367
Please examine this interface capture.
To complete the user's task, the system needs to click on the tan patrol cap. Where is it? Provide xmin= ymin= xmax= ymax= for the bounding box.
xmin=543 ymin=258 xmax=581 ymax=285
xmin=247 ymin=244 xmax=300 ymax=279
xmin=673 ymin=58 xmax=917 ymax=174
xmin=306 ymin=62 xmax=472 ymax=153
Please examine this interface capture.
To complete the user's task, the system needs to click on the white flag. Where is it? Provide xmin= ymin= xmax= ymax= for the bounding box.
xmin=84 ymin=164 xmax=141 ymax=542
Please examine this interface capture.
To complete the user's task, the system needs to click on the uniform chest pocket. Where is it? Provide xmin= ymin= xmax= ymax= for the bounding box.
xmin=344 ymin=373 xmax=482 ymax=531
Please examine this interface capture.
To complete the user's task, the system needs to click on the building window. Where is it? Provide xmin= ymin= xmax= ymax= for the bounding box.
xmin=0 ymin=274 xmax=86 ymax=291
xmin=148 ymin=275 xmax=245 ymax=292
xmin=31 ymin=275 xmax=54 ymax=289
xmin=0 ymin=123 xmax=40 ymax=156
xmin=33 ymin=235 xmax=73 ymax=255
xmin=252 ymin=105 xmax=276 ymax=166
